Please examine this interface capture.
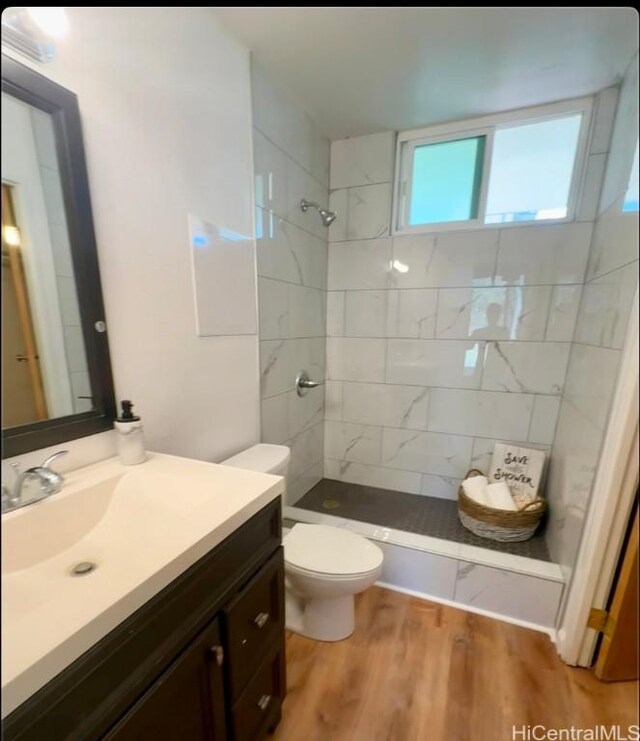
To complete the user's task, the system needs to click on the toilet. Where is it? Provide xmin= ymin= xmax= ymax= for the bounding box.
xmin=221 ymin=444 xmax=383 ymax=642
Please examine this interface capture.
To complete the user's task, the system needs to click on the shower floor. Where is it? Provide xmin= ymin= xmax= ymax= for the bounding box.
xmin=295 ymin=478 xmax=551 ymax=561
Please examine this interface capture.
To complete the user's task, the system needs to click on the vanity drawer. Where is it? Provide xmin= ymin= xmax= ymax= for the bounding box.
xmin=231 ymin=647 xmax=283 ymax=741
xmin=224 ymin=547 xmax=284 ymax=701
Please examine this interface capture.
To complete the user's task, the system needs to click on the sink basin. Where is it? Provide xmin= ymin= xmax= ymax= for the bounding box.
xmin=2 ymin=474 xmax=122 ymax=574
xmin=1 ymin=452 xmax=284 ymax=718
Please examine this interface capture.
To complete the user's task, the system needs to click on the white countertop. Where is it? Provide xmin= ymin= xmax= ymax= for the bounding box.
xmin=1 ymin=452 xmax=284 ymax=717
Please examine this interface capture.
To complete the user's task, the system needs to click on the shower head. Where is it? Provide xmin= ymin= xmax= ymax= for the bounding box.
xmin=300 ymin=199 xmax=337 ymax=227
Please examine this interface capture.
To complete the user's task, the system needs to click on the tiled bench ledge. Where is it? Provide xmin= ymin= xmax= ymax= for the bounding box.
xmin=284 ymin=505 xmax=564 ymax=634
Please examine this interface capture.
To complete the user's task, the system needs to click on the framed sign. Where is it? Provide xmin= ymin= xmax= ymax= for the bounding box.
xmin=488 ymin=444 xmax=546 ymax=499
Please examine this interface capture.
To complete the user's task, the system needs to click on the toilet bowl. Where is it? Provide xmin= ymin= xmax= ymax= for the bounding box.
xmin=220 ymin=444 xmax=384 ymax=642
xmin=284 ymin=523 xmax=383 ymax=641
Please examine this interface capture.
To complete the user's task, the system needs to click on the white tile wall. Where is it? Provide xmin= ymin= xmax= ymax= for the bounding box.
xmin=381 ymin=429 xmax=472 ymax=477
xmin=330 ymin=131 xmax=395 ymax=189
xmin=341 ymin=381 xmax=430 ymax=430
xmin=324 ymin=380 xmax=343 ymax=421
xmin=386 ymin=339 xmax=484 ymax=389
xmin=481 ymin=341 xmax=570 ymax=395
xmin=324 ymin=420 xmax=382 ymax=464
xmin=326 ymin=337 xmax=386 ymax=382
xmin=586 ymin=196 xmax=639 ymax=281
xmin=323 ymin=124 xmax=601 ymax=504
xmin=547 ymin=61 xmax=639 ymax=609
xmin=391 ymin=231 xmax=496 ymax=289
xmin=378 ymin=543 xmax=458 ymax=601
xmin=576 ymin=153 xmax=608 ymax=222
xmin=435 ymin=285 xmax=552 ymax=341
xmin=324 ymin=458 xmax=422 ymax=494
xmin=574 ymin=262 xmax=638 ymax=349
xmin=328 ymin=238 xmax=392 ymax=289
xmin=599 ymin=58 xmax=638 ymax=214
xmin=419 ymin=474 xmax=462 ymax=500
xmin=528 ymin=396 xmax=562 ymax=446
xmin=344 ymin=290 xmax=388 ymax=337
xmin=256 ymin=209 xmax=327 ymax=289
xmin=495 ymin=223 xmax=592 ymax=286
xmin=315 ymin=86 xmax=637 ymax=591
xmin=344 ymin=183 xmax=391 ymax=240
xmin=453 ymin=562 xmax=562 ymax=627
xmin=326 ymin=291 xmax=345 ymax=336
xmin=386 ymin=289 xmax=438 ymax=338
xmin=545 ymin=285 xmax=582 ymax=342
xmin=589 ymin=86 xmax=619 ymax=156
xmin=428 ymin=389 xmax=534 ymax=440
xmin=253 ymin=61 xmax=330 ymax=504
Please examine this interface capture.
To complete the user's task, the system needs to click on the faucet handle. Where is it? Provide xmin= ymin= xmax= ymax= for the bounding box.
xmin=41 ymin=450 xmax=68 ymax=475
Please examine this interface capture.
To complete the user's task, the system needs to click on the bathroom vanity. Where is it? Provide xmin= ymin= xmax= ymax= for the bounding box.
xmin=2 ymin=454 xmax=286 ymax=740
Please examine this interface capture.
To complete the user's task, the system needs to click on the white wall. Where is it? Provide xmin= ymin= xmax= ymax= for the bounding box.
xmin=251 ymin=61 xmax=330 ymax=504
xmin=2 ymin=8 xmax=260 ymax=471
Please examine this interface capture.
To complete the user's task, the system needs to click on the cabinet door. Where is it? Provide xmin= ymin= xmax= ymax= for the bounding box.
xmin=103 ymin=617 xmax=227 ymax=741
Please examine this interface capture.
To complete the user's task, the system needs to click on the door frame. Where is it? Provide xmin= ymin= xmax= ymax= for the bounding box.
xmin=556 ymin=286 xmax=639 ymax=666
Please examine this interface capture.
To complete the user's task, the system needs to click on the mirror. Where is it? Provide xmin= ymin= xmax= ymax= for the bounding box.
xmin=1 ymin=55 xmax=116 ymax=457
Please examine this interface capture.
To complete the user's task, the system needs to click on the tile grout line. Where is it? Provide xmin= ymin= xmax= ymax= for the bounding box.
xmin=253 ymin=124 xmax=329 ymax=191
xmin=257 ymin=204 xmax=328 ymax=244
xmin=325 ymin=282 xmax=587 ymax=291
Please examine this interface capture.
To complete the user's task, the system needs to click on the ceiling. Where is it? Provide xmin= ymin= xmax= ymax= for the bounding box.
xmin=214 ymin=7 xmax=638 ymax=141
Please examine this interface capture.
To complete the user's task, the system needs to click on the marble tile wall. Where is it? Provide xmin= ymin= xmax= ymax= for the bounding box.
xmin=323 ymin=109 xmax=619 ymax=499
xmin=547 ymin=56 xmax=639 ymax=603
xmin=251 ymin=61 xmax=330 ymax=504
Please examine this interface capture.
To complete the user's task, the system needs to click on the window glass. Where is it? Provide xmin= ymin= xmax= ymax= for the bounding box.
xmin=409 ymin=136 xmax=485 ymax=225
xmin=485 ymin=114 xmax=582 ymax=224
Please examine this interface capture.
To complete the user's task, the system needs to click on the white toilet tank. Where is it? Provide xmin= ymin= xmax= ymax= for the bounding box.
xmin=220 ymin=444 xmax=290 ymax=478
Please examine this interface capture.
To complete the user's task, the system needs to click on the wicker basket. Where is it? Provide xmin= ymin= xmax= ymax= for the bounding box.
xmin=457 ymin=469 xmax=547 ymax=542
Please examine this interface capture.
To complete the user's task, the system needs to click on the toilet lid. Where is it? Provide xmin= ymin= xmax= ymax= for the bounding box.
xmin=284 ymin=524 xmax=383 ymax=576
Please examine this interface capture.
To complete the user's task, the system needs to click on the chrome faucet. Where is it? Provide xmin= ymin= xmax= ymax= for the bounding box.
xmin=1 ymin=450 xmax=68 ymax=514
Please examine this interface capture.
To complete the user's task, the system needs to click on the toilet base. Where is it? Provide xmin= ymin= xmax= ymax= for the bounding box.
xmin=285 ymin=590 xmax=355 ymax=642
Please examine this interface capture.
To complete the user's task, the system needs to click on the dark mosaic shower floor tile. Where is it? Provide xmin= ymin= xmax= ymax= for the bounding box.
xmin=295 ymin=478 xmax=551 ymax=562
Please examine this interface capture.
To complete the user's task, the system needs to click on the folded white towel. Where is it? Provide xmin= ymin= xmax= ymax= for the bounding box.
xmin=462 ymin=475 xmax=489 ymax=506
xmin=485 ymin=482 xmax=518 ymax=511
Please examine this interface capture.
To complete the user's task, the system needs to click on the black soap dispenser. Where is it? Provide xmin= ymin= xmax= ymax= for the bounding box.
xmin=114 ymin=400 xmax=146 ymax=465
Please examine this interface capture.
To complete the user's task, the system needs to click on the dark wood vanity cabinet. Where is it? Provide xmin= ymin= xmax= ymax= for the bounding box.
xmin=3 ymin=499 xmax=285 ymax=741
xmin=102 ymin=616 xmax=228 ymax=741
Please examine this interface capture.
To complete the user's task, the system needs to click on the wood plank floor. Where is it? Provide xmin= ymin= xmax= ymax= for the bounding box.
xmin=272 ymin=587 xmax=639 ymax=741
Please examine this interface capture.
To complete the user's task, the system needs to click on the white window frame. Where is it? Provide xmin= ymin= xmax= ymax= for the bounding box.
xmin=392 ymin=96 xmax=594 ymax=235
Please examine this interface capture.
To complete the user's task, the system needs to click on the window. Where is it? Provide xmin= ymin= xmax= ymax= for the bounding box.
xmin=394 ymin=98 xmax=592 ymax=234
xmin=409 ymin=136 xmax=485 ymax=225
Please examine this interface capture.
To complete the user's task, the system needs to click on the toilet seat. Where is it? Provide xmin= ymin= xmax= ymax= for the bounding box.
xmin=285 ymin=561 xmax=379 ymax=580
xmin=284 ymin=524 xmax=383 ymax=577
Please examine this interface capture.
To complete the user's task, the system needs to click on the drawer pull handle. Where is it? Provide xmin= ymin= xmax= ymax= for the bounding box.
xmin=257 ymin=694 xmax=271 ymax=711
xmin=254 ymin=612 xmax=269 ymax=629
xmin=208 ymin=645 xmax=224 ymax=667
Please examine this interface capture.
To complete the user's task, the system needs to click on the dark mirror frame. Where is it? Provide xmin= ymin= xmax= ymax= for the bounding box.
xmin=2 ymin=54 xmax=116 ymax=457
